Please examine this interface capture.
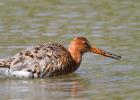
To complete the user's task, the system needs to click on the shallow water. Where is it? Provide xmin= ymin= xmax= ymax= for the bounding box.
xmin=0 ymin=0 xmax=140 ymax=100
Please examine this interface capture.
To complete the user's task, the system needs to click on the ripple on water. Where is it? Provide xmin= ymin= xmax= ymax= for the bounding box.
xmin=0 ymin=0 xmax=140 ymax=100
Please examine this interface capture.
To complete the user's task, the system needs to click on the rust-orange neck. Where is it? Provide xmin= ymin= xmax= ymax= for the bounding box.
xmin=68 ymin=45 xmax=82 ymax=67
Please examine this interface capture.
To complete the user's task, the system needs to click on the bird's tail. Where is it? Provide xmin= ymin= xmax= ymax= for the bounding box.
xmin=0 ymin=58 xmax=12 ymax=76
xmin=0 ymin=58 xmax=13 ymax=68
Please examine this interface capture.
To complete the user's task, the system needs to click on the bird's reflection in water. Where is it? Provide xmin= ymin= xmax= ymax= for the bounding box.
xmin=0 ymin=73 xmax=90 ymax=100
xmin=43 ymin=73 xmax=90 ymax=99
xmin=71 ymin=79 xmax=85 ymax=98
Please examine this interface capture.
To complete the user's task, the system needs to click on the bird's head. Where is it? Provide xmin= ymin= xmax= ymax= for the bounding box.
xmin=69 ymin=37 xmax=121 ymax=60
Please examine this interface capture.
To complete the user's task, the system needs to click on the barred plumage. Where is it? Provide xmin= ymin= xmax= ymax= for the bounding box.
xmin=0 ymin=37 xmax=121 ymax=78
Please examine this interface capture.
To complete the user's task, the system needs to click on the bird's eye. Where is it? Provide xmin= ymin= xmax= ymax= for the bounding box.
xmin=84 ymin=42 xmax=88 ymax=45
xmin=83 ymin=42 xmax=89 ymax=46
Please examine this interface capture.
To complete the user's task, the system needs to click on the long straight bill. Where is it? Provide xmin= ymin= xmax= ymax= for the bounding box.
xmin=90 ymin=47 xmax=121 ymax=60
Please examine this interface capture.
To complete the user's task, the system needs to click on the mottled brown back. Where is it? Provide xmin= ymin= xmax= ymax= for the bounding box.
xmin=0 ymin=43 xmax=76 ymax=78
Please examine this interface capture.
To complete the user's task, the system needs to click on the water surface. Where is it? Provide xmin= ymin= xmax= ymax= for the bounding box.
xmin=0 ymin=0 xmax=140 ymax=100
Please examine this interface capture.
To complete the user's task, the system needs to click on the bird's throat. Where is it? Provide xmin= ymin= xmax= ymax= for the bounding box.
xmin=68 ymin=47 xmax=82 ymax=67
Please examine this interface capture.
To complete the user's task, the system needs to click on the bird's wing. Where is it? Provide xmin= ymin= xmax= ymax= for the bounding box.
xmin=38 ymin=43 xmax=75 ymax=78
xmin=1 ymin=43 xmax=74 ymax=78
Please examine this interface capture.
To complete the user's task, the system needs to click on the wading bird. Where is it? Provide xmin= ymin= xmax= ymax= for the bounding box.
xmin=0 ymin=37 xmax=121 ymax=78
